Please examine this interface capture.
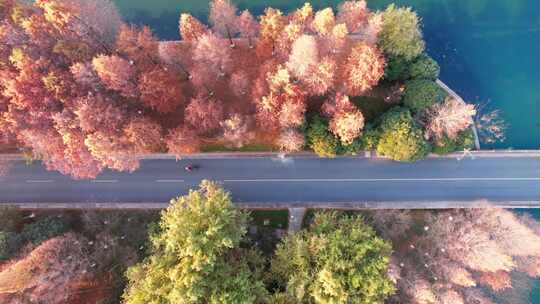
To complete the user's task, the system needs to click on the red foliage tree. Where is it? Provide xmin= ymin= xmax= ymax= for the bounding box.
xmin=179 ymin=13 xmax=208 ymax=42
xmin=116 ymin=25 xmax=159 ymax=71
xmin=165 ymin=125 xmax=201 ymax=157
xmin=124 ymin=117 xmax=163 ymax=153
xmin=184 ymin=95 xmax=225 ymax=135
xmin=341 ymin=42 xmax=385 ymax=96
xmin=303 ymin=56 xmax=336 ymax=96
xmin=229 ymin=70 xmax=251 ymax=98
xmin=92 ymin=54 xmax=138 ymax=98
xmin=138 ymin=67 xmax=184 ymax=113
xmin=74 ymin=93 xmax=126 ymax=134
xmin=277 ymin=128 xmax=305 ymax=152
xmin=336 ymin=0 xmax=369 ymax=33
xmin=220 ymin=114 xmax=255 ymax=148
xmin=209 ymin=0 xmax=238 ymax=47
xmin=237 ymin=10 xmax=259 ymax=48
xmin=85 ymin=131 xmax=140 ymax=172
xmin=286 ymin=34 xmax=319 ymax=81
xmin=257 ymin=8 xmax=286 ymax=58
xmin=193 ymin=33 xmax=233 ymax=76
xmin=326 ymin=94 xmax=364 ymax=144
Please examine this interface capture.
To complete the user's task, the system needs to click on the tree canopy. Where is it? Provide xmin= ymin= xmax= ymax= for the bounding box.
xmin=271 ymin=211 xmax=395 ymax=303
xmin=378 ymin=4 xmax=425 ymax=60
xmin=376 ymin=107 xmax=430 ymax=161
xmin=122 ymin=180 xmax=268 ymax=304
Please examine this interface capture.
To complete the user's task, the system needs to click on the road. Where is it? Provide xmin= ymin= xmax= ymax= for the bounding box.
xmin=1 ymin=155 xmax=540 ymax=208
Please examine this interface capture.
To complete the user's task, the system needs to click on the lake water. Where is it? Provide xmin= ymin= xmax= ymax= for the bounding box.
xmin=113 ymin=1 xmax=539 ymax=301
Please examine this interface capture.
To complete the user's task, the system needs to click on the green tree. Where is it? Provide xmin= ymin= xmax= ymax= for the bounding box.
xmin=402 ymin=80 xmax=446 ymax=111
xmin=383 ymin=55 xmax=410 ymax=81
xmin=271 ymin=211 xmax=395 ymax=304
xmin=305 ymin=115 xmax=339 ymax=158
xmin=408 ymin=54 xmax=440 ymax=80
xmin=122 ymin=180 xmax=268 ymax=304
xmin=376 ymin=107 xmax=430 ymax=161
xmin=378 ymin=4 xmax=425 ymax=60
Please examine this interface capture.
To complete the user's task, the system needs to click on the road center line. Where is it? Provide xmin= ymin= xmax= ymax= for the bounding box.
xmin=91 ymin=179 xmax=118 ymax=183
xmin=156 ymin=179 xmax=185 ymax=183
xmin=224 ymin=177 xmax=540 ymax=182
xmin=26 ymin=179 xmax=54 ymax=183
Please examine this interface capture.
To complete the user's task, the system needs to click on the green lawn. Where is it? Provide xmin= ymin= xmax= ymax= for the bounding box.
xmin=249 ymin=210 xmax=289 ymax=230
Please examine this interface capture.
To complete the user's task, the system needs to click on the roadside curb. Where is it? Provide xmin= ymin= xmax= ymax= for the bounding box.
xmin=2 ymin=200 xmax=539 ymax=210
xmin=3 ymin=150 xmax=540 ymax=161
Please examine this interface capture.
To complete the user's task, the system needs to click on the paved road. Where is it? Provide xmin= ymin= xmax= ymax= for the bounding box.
xmin=1 ymin=156 xmax=540 ymax=207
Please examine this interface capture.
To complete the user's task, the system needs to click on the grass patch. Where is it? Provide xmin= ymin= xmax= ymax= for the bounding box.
xmin=351 ymin=96 xmax=394 ymax=123
xmin=249 ymin=210 xmax=289 ymax=230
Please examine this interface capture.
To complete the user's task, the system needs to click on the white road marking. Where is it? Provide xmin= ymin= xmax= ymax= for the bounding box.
xmin=26 ymin=179 xmax=54 ymax=183
xmin=91 ymin=180 xmax=118 ymax=183
xmin=156 ymin=179 xmax=185 ymax=183
xmin=224 ymin=177 xmax=540 ymax=182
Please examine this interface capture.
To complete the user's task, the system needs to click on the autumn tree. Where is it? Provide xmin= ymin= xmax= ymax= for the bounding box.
xmin=336 ymin=0 xmax=369 ymax=33
xmin=277 ymin=128 xmax=305 ymax=152
xmin=257 ymin=8 xmax=286 ymax=57
xmin=221 ymin=114 xmax=255 ymax=148
xmin=237 ymin=10 xmax=259 ymax=48
xmin=324 ymin=94 xmax=365 ymax=144
xmin=286 ymin=34 xmax=319 ymax=81
xmin=193 ymin=32 xmax=233 ymax=76
xmin=122 ymin=181 xmax=268 ymax=304
xmin=229 ymin=70 xmax=251 ymax=97
xmin=138 ymin=67 xmax=184 ymax=113
xmin=341 ymin=42 xmax=386 ymax=96
xmin=179 ymin=13 xmax=208 ymax=42
xmin=116 ymin=25 xmax=160 ymax=71
xmin=35 ymin=0 xmax=122 ymax=50
xmin=0 ymin=233 xmax=91 ymax=303
xmin=271 ymin=211 xmax=395 ymax=303
xmin=378 ymin=4 xmax=425 ymax=60
xmin=185 ymin=95 xmax=225 ymax=135
xmin=124 ymin=117 xmax=163 ymax=153
xmin=165 ymin=125 xmax=201 ymax=156
xmin=425 ymin=96 xmax=476 ymax=142
xmin=92 ymin=54 xmax=138 ymax=98
xmin=209 ymin=0 xmax=238 ymax=47
xmin=311 ymin=8 xmax=335 ymax=36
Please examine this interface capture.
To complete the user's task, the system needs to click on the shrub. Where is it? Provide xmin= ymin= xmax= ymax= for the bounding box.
xmin=432 ymin=129 xmax=475 ymax=155
xmin=306 ymin=115 xmax=339 ymax=157
xmin=376 ymin=107 xmax=430 ymax=161
xmin=408 ymin=54 xmax=440 ymax=80
xmin=21 ymin=216 xmax=70 ymax=244
xmin=0 ymin=206 xmax=22 ymax=232
xmin=0 ymin=231 xmax=21 ymax=260
xmin=403 ymin=80 xmax=446 ymax=111
xmin=378 ymin=4 xmax=425 ymax=60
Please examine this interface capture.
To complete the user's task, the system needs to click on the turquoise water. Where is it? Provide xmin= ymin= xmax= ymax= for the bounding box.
xmin=115 ymin=0 xmax=540 ymax=150
xmin=114 ymin=1 xmax=540 ymax=300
